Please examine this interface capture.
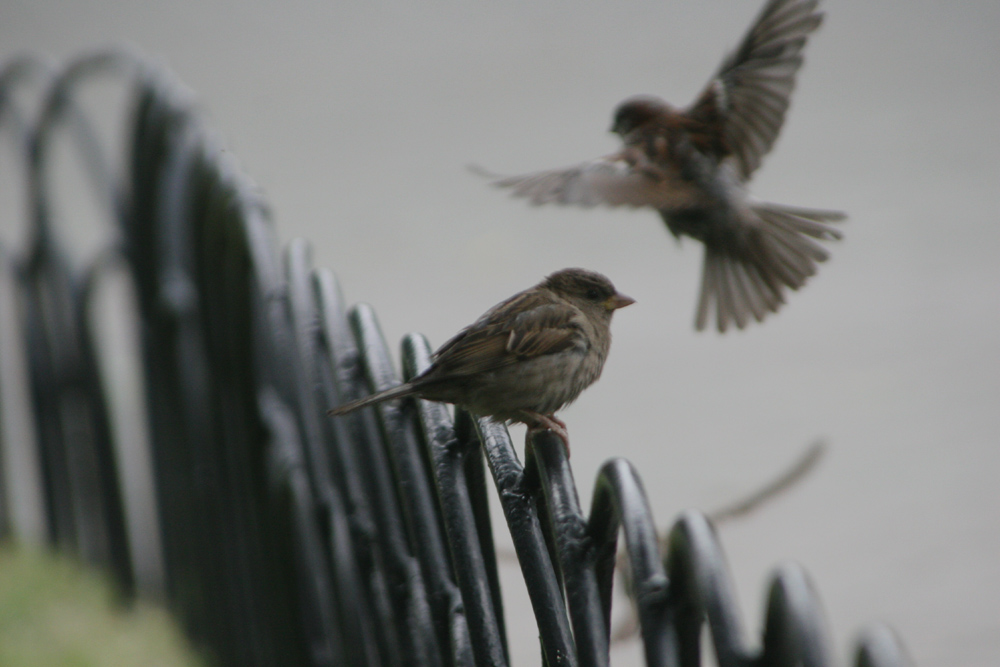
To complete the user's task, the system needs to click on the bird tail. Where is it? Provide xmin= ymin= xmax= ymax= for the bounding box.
xmin=327 ymin=382 xmax=418 ymax=416
xmin=694 ymin=203 xmax=845 ymax=332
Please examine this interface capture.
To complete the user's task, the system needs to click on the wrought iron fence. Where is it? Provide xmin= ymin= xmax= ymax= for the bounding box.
xmin=0 ymin=50 xmax=913 ymax=667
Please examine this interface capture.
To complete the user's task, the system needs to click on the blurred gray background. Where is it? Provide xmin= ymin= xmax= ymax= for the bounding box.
xmin=1 ymin=1 xmax=998 ymax=665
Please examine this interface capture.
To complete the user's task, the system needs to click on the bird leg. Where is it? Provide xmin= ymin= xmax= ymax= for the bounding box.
xmin=520 ymin=410 xmax=571 ymax=456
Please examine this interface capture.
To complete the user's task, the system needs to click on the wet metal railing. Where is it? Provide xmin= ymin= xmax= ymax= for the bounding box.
xmin=0 ymin=51 xmax=913 ymax=667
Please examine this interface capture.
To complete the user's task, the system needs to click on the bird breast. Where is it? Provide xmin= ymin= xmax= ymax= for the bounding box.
xmin=466 ymin=340 xmax=607 ymax=419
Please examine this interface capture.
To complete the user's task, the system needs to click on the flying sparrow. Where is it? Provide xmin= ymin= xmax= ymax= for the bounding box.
xmin=328 ymin=268 xmax=634 ymax=447
xmin=485 ymin=0 xmax=844 ymax=332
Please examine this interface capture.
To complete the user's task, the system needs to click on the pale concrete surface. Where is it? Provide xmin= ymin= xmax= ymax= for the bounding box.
xmin=1 ymin=1 xmax=997 ymax=665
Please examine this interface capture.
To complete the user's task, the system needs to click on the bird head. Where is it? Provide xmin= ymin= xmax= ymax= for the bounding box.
xmin=610 ymin=95 xmax=670 ymax=136
xmin=543 ymin=268 xmax=635 ymax=317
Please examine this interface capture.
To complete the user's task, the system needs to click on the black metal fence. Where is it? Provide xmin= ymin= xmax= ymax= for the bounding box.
xmin=0 ymin=50 xmax=913 ymax=667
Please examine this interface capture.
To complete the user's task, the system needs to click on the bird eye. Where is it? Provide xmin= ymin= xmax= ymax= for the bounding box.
xmin=585 ymin=288 xmax=602 ymax=301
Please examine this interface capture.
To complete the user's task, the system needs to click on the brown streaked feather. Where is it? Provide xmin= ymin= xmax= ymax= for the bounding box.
xmin=428 ymin=293 xmax=584 ymax=379
xmin=427 ymin=333 xmax=510 ymax=378
xmin=506 ymin=304 xmax=585 ymax=358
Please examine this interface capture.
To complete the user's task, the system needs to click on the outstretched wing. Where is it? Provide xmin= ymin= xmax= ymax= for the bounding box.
xmin=686 ymin=0 xmax=826 ymax=180
xmin=484 ymin=153 xmax=699 ymax=210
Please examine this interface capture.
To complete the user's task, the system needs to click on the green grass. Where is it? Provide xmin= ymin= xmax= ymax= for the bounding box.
xmin=0 ymin=543 xmax=206 ymax=667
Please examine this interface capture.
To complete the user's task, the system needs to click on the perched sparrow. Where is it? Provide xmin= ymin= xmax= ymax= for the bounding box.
xmin=486 ymin=0 xmax=844 ymax=332
xmin=328 ymin=268 xmax=634 ymax=446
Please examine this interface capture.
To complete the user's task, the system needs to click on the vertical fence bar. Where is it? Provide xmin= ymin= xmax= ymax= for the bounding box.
xmin=20 ymin=51 xmax=136 ymax=595
xmin=478 ymin=419 xmax=577 ymax=667
xmin=589 ymin=459 xmax=672 ymax=667
xmin=528 ymin=432 xmax=611 ymax=667
xmin=403 ymin=333 xmax=503 ymax=667
xmin=314 ymin=268 xmax=403 ymax=667
xmin=344 ymin=303 xmax=445 ymax=667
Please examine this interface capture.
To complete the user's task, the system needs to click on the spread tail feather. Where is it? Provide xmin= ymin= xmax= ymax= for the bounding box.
xmin=695 ymin=203 xmax=845 ymax=332
xmin=327 ymin=382 xmax=418 ymax=416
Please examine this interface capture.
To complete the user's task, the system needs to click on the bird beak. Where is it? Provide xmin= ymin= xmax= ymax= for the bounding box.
xmin=604 ymin=293 xmax=636 ymax=311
